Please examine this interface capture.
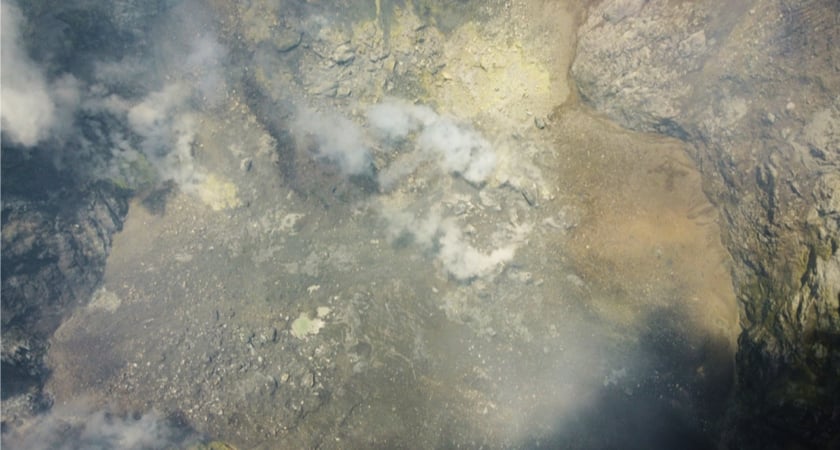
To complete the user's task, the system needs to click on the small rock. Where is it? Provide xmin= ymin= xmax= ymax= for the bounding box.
xmin=534 ymin=117 xmax=547 ymax=129
xmin=275 ymin=29 xmax=302 ymax=53
xmin=369 ymin=49 xmax=390 ymax=62
xmin=310 ymin=80 xmax=338 ymax=97
xmin=452 ymin=202 xmax=468 ymax=215
xmin=240 ymin=158 xmax=253 ymax=172
xmin=332 ymin=44 xmax=356 ymax=65
xmin=479 ymin=190 xmax=500 ymax=209
xmin=336 ymin=84 xmax=352 ymax=98
xmin=302 ymin=371 xmax=316 ymax=388
xmin=521 ymin=188 xmax=537 ymax=207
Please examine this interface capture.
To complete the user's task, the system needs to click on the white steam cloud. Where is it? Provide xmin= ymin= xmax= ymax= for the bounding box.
xmin=366 ymin=99 xmax=437 ymax=139
xmin=418 ymin=119 xmax=497 ymax=185
xmin=123 ymin=83 xmax=204 ymax=191
xmin=2 ymin=0 xmax=515 ymax=279
xmin=3 ymin=403 xmax=197 ymax=450
xmin=364 ymin=99 xmax=521 ymax=280
xmin=85 ymin=30 xmax=227 ymax=193
xmin=437 ymin=219 xmax=517 ymax=280
xmin=94 ymin=24 xmax=228 ymax=192
xmin=367 ymin=98 xmax=498 ymax=185
xmin=0 ymin=0 xmax=79 ymax=147
xmin=293 ymin=99 xmax=498 ymax=184
xmin=383 ymin=205 xmax=527 ymax=281
xmin=293 ymin=108 xmax=373 ymax=176
xmin=1 ymin=0 xmax=228 ymax=196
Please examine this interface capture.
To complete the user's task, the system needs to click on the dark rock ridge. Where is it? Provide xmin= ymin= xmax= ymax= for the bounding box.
xmin=572 ymin=0 xmax=839 ymax=448
xmin=2 ymin=0 xmax=155 ymax=425
xmin=1 ymin=145 xmax=129 ymax=423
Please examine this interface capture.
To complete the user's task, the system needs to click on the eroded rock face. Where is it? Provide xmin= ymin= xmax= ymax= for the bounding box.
xmin=572 ymin=0 xmax=840 ymax=447
xmin=1 ymin=146 xmax=128 ymax=423
xmin=1 ymin=0 xmax=153 ymax=425
xmin=1 ymin=0 xmax=834 ymax=446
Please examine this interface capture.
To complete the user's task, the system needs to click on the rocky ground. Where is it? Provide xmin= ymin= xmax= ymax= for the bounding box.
xmin=572 ymin=0 xmax=840 ymax=448
xmin=2 ymin=0 xmax=835 ymax=449
xmin=2 ymin=147 xmax=129 ymax=417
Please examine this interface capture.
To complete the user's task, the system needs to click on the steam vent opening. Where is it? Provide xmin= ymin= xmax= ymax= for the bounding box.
xmin=2 ymin=1 xmax=838 ymax=449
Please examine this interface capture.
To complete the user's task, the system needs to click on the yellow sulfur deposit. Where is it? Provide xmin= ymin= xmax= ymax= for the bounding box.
xmin=429 ymin=22 xmax=552 ymax=123
xmin=196 ymin=174 xmax=240 ymax=211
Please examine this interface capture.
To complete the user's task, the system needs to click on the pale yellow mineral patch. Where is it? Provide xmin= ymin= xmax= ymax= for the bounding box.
xmin=88 ymin=288 xmax=122 ymax=312
xmin=429 ymin=22 xmax=554 ymax=125
xmin=196 ymin=173 xmax=240 ymax=211
xmin=290 ymin=312 xmax=326 ymax=340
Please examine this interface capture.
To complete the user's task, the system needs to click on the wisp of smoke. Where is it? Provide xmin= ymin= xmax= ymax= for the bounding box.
xmin=125 ymin=83 xmax=206 ymax=190
xmin=183 ymin=34 xmax=228 ymax=108
xmin=437 ymin=219 xmax=516 ymax=280
xmin=1 ymin=0 xmax=229 ymax=197
xmin=367 ymin=99 xmax=497 ymax=185
xmin=383 ymin=205 xmax=521 ymax=281
xmin=366 ymin=99 xmax=437 ymax=140
xmin=366 ymin=99 xmax=518 ymax=280
xmin=293 ymin=108 xmax=373 ymax=176
xmin=418 ymin=119 xmax=497 ymax=185
xmin=3 ymin=403 xmax=198 ymax=450
xmin=0 ymin=0 xmax=69 ymax=147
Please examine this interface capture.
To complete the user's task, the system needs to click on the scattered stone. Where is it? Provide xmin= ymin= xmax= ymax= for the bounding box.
xmin=275 ymin=29 xmax=302 ymax=53
xmin=331 ymin=44 xmax=356 ymax=65
xmin=336 ymin=84 xmax=352 ymax=98
xmin=479 ymin=190 xmax=500 ymax=209
xmin=309 ymin=80 xmax=338 ymax=97
xmin=573 ymin=2 xmax=840 ymax=446
xmin=302 ymin=371 xmax=316 ymax=388
xmin=520 ymin=188 xmax=537 ymax=207
xmin=369 ymin=49 xmax=390 ymax=63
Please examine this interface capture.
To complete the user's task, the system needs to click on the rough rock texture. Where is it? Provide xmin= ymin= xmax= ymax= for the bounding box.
xmin=1 ymin=0 xmax=160 ymax=423
xmin=1 ymin=146 xmax=128 ymax=423
xmin=572 ymin=0 xmax=840 ymax=447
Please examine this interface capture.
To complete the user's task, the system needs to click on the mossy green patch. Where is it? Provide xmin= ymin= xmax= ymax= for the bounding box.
xmin=110 ymin=152 xmax=159 ymax=192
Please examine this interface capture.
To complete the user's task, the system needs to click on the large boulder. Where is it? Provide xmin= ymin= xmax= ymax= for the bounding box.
xmin=572 ymin=0 xmax=840 ymax=447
